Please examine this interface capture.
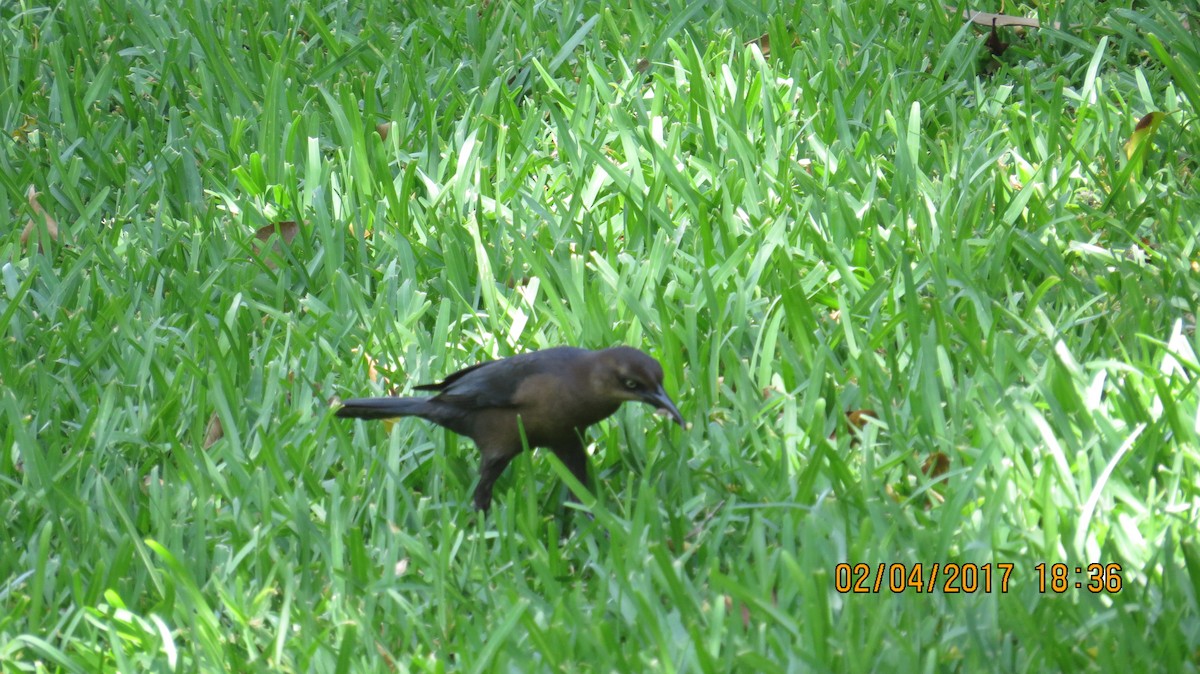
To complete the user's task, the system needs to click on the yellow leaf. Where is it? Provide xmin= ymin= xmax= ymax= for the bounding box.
xmin=1124 ymin=111 xmax=1165 ymax=160
xmin=21 ymin=185 xmax=59 ymax=253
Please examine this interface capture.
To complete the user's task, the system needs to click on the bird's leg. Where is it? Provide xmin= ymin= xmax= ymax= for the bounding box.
xmin=549 ymin=442 xmax=590 ymax=504
xmin=473 ymin=451 xmax=517 ymax=511
xmin=550 ymin=441 xmax=599 ymax=535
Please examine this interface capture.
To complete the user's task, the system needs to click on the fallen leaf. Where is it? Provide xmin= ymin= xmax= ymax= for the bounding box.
xmin=985 ymin=20 xmax=1009 ymax=58
xmin=721 ymin=595 xmax=749 ymax=630
xmin=747 ymin=29 xmax=804 ymax=58
xmin=1124 ymin=111 xmax=1165 ymax=160
xmin=351 ymin=347 xmax=383 ymax=384
xmin=252 ymin=220 xmax=300 ymax=269
xmin=846 ymin=409 xmax=878 ymax=430
xmin=376 ymin=122 xmax=392 ymax=141
xmin=9 ymin=114 xmax=38 ymax=143
xmin=204 ymin=412 xmax=224 ymax=449
xmin=723 ymin=588 xmax=778 ymax=630
xmin=20 ymin=185 xmax=59 ymax=251
xmin=922 ymin=452 xmax=950 ymax=478
xmin=344 ymin=349 xmax=396 ymax=430
xmin=949 ymin=6 xmax=1044 ymax=29
xmin=254 ymin=220 xmax=299 ymax=245
xmin=375 ymin=642 xmax=397 ymax=673
xmin=746 ymin=32 xmax=771 ymax=57
xmin=831 ymin=409 xmax=879 ymax=441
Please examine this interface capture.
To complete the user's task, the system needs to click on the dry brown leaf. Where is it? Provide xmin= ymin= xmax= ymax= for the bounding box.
xmin=351 ymin=347 xmax=382 ymax=384
xmin=345 ymin=348 xmax=395 ymax=429
xmin=1124 ymin=111 xmax=1166 ymax=160
xmin=746 ymin=32 xmax=771 ymax=57
xmin=922 ymin=452 xmax=950 ymax=479
xmin=21 ymin=185 xmax=59 ymax=250
xmin=949 ymin=6 xmax=1044 ymax=28
xmin=727 ymin=595 xmax=753 ymax=630
xmin=846 ymin=409 xmax=878 ymax=430
xmin=723 ymin=589 xmax=778 ymax=630
xmin=985 ymin=22 xmax=1010 ymax=57
xmin=376 ymin=122 xmax=392 ymax=141
xmin=204 ymin=412 xmax=224 ymax=449
xmin=254 ymin=220 xmax=299 ymax=245
xmin=252 ymin=220 xmax=300 ymax=269
xmin=10 ymin=115 xmax=38 ymax=143
xmin=375 ymin=642 xmax=398 ymax=673
xmin=745 ymin=30 xmax=800 ymax=57
xmin=885 ymin=451 xmax=950 ymax=507
xmin=831 ymin=409 xmax=879 ymax=441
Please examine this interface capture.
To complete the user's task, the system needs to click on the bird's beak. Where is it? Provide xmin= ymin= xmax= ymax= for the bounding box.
xmin=642 ymin=387 xmax=685 ymax=427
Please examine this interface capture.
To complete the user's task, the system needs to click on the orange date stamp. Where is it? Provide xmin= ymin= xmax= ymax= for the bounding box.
xmin=834 ymin=562 xmax=1124 ymax=594
xmin=834 ymin=563 xmax=1013 ymax=593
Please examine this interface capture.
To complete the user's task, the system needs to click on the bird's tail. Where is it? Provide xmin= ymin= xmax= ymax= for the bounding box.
xmin=335 ymin=397 xmax=428 ymax=420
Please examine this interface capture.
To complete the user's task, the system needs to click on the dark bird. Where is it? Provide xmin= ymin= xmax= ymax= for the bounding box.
xmin=336 ymin=346 xmax=684 ymax=511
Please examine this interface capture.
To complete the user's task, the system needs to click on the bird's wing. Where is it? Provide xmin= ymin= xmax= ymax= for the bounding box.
xmin=412 ymin=360 xmax=494 ymax=392
xmin=417 ymin=348 xmax=582 ymax=409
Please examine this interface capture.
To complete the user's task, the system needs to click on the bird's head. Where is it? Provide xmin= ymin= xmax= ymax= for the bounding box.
xmin=594 ymin=347 xmax=685 ymax=427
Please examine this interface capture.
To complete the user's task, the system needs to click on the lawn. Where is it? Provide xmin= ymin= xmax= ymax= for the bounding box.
xmin=2 ymin=0 xmax=1199 ymax=671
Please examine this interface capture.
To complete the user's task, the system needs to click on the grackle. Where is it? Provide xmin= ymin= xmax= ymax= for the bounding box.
xmin=336 ymin=346 xmax=684 ymax=510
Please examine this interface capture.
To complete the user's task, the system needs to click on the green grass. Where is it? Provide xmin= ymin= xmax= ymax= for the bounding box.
xmin=2 ymin=0 xmax=1199 ymax=671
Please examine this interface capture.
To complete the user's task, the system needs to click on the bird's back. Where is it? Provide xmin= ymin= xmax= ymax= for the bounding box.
xmin=426 ymin=347 xmax=618 ymax=447
xmin=422 ymin=347 xmax=592 ymax=409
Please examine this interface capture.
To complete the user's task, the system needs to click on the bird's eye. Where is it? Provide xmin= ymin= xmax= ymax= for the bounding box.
xmin=622 ymin=378 xmax=641 ymax=390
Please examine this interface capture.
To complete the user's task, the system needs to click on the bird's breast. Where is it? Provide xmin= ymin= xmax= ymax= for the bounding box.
xmin=508 ymin=373 xmax=621 ymax=445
